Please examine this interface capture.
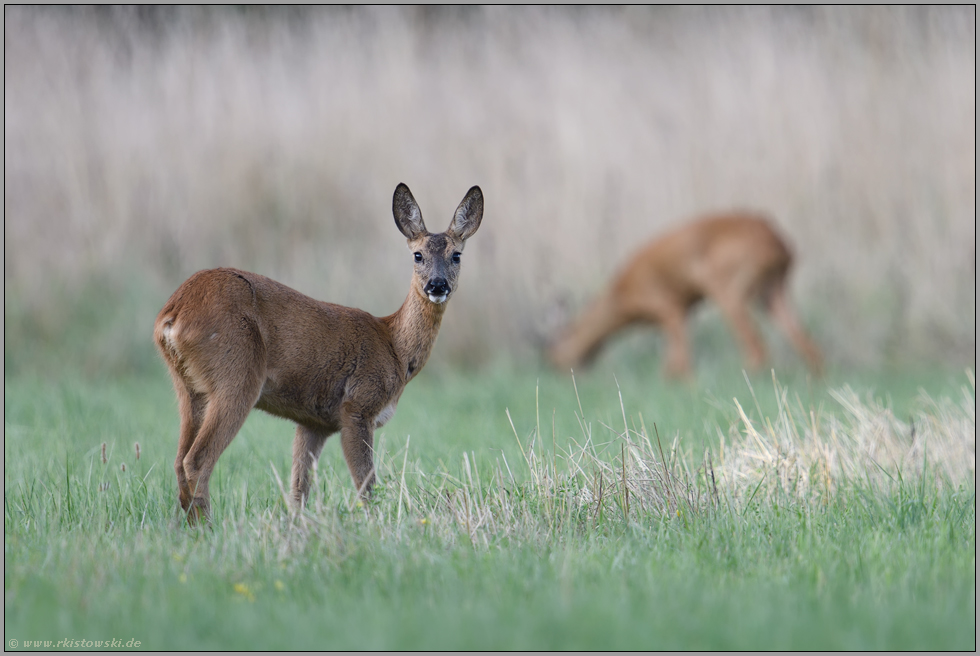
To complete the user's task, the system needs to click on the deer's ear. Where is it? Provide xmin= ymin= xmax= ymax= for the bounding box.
xmin=393 ymin=183 xmax=427 ymax=240
xmin=448 ymin=186 xmax=483 ymax=241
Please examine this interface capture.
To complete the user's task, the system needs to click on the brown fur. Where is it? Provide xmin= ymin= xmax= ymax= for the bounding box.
xmin=549 ymin=213 xmax=823 ymax=378
xmin=154 ymin=183 xmax=484 ymax=523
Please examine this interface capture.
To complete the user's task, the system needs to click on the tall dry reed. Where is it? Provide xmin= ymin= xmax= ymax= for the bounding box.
xmin=4 ymin=6 xmax=975 ymax=372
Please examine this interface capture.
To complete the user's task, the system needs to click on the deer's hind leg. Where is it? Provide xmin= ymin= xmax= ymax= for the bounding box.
xmin=176 ymin=329 xmax=267 ymax=524
xmin=765 ymin=279 xmax=824 ymax=376
xmin=718 ymin=298 xmax=767 ymax=372
xmin=171 ymin=376 xmax=207 ymax=513
xmin=180 ymin=378 xmax=263 ymax=524
xmin=701 ymin=260 xmax=775 ymax=373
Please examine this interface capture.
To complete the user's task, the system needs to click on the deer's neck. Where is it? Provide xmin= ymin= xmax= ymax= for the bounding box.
xmin=384 ymin=284 xmax=448 ymax=381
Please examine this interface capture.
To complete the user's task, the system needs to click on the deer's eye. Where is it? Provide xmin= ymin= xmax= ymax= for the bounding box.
xmin=451 ymin=252 xmax=461 ymax=264
xmin=414 ymin=252 xmax=423 ymax=263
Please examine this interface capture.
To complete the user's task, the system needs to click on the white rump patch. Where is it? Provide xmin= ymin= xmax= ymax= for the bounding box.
xmin=375 ymin=402 xmax=398 ymax=427
xmin=160 ymin=322 xmax=179 ymax=352
xmin=160 ymin=320 xmax=205 ymax=393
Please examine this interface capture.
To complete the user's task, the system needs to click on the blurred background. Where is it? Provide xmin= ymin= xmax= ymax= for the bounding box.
xmin=4 ymin=6 xmax=976 ymax=377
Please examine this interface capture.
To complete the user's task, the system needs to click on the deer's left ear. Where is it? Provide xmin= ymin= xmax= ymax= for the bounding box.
xmin=447 ymin=186 xmax=483 ymax=241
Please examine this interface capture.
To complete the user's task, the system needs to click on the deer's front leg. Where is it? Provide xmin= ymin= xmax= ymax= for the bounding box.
xmin=290 ymin=425 xmax=330 ymax=509
xmin=339 ymin=407 xmax=376 ymax=497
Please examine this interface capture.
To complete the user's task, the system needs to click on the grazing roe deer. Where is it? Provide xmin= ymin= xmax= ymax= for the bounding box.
xmin=548 ymin=212 xmax=823 ymax=378
xmin=154 ymin=183 xmax=483 ymax=523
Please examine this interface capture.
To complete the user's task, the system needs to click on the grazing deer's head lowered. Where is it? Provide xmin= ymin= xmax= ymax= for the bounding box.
xmin=548 ymin=213 xmax=823 ymax=379
xmin=154 ymin=183 xmax=483 ymax=524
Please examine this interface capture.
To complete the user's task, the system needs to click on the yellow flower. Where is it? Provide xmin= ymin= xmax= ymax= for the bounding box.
xmin=178 ymin=573 xmax=187 ymax=584
xmin=274 ymin=580 xmax=285 ymax=592
xmin=233 ymin=583 xmax=256 ymax=602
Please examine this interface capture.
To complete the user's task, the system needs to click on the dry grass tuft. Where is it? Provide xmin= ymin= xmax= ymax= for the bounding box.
xmin=719 ymin=370 xmax=976 ymax=501
xmin=240 ymin=370 xmax=976 ymax=549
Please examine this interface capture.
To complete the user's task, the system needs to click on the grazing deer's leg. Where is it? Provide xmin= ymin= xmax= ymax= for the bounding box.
xmin=339 ymin=407 xmax=376 ymax=498
xmin=659 ymin=311 xmax=693 ymax=379
xmin=181 ymin=380 xmax=263 ymax=523
xmin=626 ymin=294 xmax=692 ymax=378
xmin=766 ymin=281 xmax=824 ymax=376
xmin=290 ymin=425 xmax=330 ymax=508
xmin=172 ymin=378 xmax=207 ymax=512
xmin=714 ymin=294 xmax=767 ymax=372
xmin=626 ymin=295 xmax=690 ymax=377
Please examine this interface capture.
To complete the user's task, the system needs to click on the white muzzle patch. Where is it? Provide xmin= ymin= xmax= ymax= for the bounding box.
xmin=427 ymin=293 xmax=448 ymax=304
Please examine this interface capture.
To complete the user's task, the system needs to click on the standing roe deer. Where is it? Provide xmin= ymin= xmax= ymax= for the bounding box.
xmin=548 ymin=212 xmax=823 ymax=378
xmin=154 ymin=183 xmax=483 ymax=523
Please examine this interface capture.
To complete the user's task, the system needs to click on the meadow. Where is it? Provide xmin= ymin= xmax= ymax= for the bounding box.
xmin=4 ymin=6 xmax=976 ymax=651
xmin=4 ymin=350 xmax=976 ymax=650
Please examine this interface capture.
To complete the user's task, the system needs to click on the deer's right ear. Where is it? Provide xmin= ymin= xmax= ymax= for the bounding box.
xmin=393 ymin=183 xmax=427 ymax=240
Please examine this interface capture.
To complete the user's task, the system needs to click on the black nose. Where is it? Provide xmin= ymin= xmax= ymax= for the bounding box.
xmin=424 ymin=278 xmax=450 ymax=296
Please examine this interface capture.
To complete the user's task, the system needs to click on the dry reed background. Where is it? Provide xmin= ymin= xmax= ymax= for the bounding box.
xmin=4 ymin=6 xmax=976 ymax=373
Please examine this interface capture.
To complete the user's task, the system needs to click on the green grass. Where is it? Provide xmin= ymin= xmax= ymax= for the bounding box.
xmin=4 ymin=357 xmax=976 ymax=650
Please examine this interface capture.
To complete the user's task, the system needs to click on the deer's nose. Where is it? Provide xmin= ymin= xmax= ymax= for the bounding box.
xmin=424 ymin=278 xmax=450 ymax=297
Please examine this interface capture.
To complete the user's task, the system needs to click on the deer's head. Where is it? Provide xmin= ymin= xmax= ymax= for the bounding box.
xmin=393 ymin=183 xmax=483 ymax=304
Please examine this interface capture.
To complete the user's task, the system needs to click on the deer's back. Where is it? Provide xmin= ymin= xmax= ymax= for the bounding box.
xmin=613 ymin=213 xmax=792 ymax=308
